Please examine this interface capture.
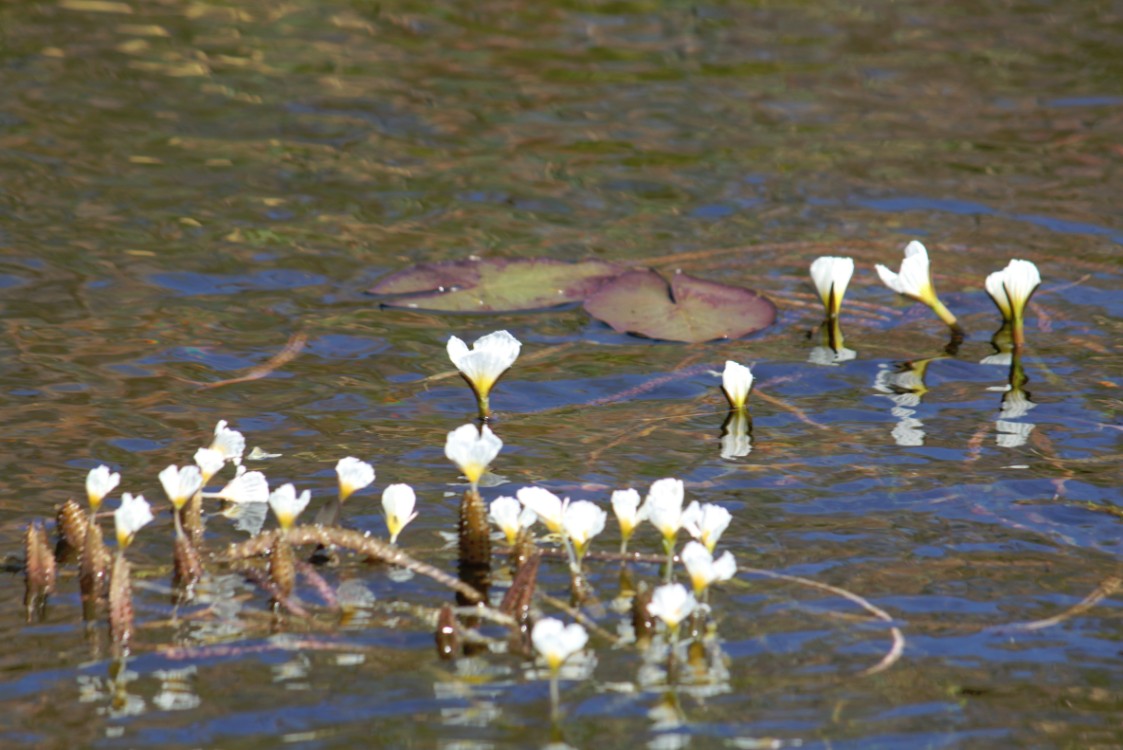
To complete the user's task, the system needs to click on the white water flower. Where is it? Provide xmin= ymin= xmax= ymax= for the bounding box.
xmin=489 ymin=496 xmax=534 ymax=545
xmin=681 ymin=502 xmax=733 ymax=553
xmin=86 ymin=465 xmax=120 ymax=512
xmin=809 ymin=256 xmax=854 ymax=317
xmin=382 ymin=483 xmax=418 ymax=544
xmin=209 ymin=420 xmax=246 ymax=465
xmin=193 ymin=447 xmax=225 ymax=484
xmin=531 ymin=617 xmax=588 ymax=673
xmin=114 ymin=493 xmax=154 ymax=549
xmin=721 ymin=361 xmax=754 ymax=411
xmin=985 ymin=259 xmax=1040 ymax=324
xmin=447 ymin=330 xmax=522 ymax=417
xmin=562 ymin=500 xmax=607 ymax=560
xmin=207 ymin=467 xmax=269 ymax=505
xmin=610 ymin=488 xmax=646 ymax=545
xmin=647 ymin=583 xmax=697 ymax=631
xmin=336 ymin=457 xmax=375 ymax=502
xmin=681 ymin=541 xmax=737 ymax=596
xmin=643 ymin=478 xmax=686 ymax=545
xmin=517 ymin=486 xmax=567 ymax=535
xmin=444 ymin=424 xmax=503 ymax=489
xmin=875 ymin=240 xmax=958 ymax=327
xmin=268 ymin=483 xmax=310 ymax=531
xmin=158 ymin=464 xmax=203 ymax=511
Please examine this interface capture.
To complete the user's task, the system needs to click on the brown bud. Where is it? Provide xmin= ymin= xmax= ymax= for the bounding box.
xmin=182 ymin=492 xmax=204 ymax=547
xmin=24 ymin=521 xmax=56 ymax=620
xmin=457 ymin=488 xmax=491 ymax=570
xmin=107 ymin=553 xmax=134 ymax=656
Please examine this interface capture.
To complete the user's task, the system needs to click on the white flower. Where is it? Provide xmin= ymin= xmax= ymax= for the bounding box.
xmin=681 ymin=502 xmax=732 ymax=553
xmin=562 ymin=500 xmax=607 ymax=559
xmin=876 ymin=240 xmax=958 ymax=326
xmin=158 ymin=464 xmax=203 ymax=511
xmin=531 ymin=617 xmax=588 ymax=673
xmin=114 ymin=492 xmax=154 ymax=549
xmin=517 ymin=486 xmax=566 ymax=535
xmin=382 ymin=483 xmax=418 ymax=544
xmin=336 ymin=457 xmax=375 ymax=502
xmin=489 ymin=496 xmax=534 ymax=545
xmin=643 ymin=478 xmax=686 ymax=543
xmin=193 ymin=447 xmax=225 ymax=483
xmin=268 ymin=483 xmax=310 ymax=530
xmin=610 ymin=488 xmax=646 ymax=543
xmin=207 ymin=467 xmax=269 ymax=504
xmin=447 ymin=330 xmax=522 ymax=400
xmin=86 ymin=465 xmax=120 ymax=512
xmin=721 ymin=361 xmax=753 ymax=410
xmin=985 ymin=259 xmax=1040 ymax=322
xmin=809 ymin=256 xmax=854 ymax=317
xmin=444 ymin=424 xmax=503 ymax=489
xmin=647 ymin=583 xmax=697 ymax=631
xmin=681 ymin=541 xmax=737 ymax=596
xmin=209 ymin=420 xmax=246 ymax=465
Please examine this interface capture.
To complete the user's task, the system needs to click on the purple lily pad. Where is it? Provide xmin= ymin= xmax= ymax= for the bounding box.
xmin=368 ymin=258 xmax=625 ymax=313
xmin=582 ymin=269 xmax=776 ymax=343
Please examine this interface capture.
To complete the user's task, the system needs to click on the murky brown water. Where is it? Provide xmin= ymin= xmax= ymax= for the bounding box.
xmin=1 ymin=0 xmax=1121 ymax=747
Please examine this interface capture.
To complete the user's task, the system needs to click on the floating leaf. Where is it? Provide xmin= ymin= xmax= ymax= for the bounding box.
xmin=583 ymin=269 xmax=776 ymax=343
xmin=368 ymin=258 xmax=625 ymax=313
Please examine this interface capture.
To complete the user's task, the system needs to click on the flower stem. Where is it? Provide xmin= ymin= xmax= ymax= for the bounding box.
xmin=929 ymin=297 xmax=958 ymax=329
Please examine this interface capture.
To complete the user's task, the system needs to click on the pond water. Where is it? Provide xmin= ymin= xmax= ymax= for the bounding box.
xmin=1 ymin=0 xmax=1121 ymax=747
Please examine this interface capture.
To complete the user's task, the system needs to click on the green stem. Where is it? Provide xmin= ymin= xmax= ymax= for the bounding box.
xmin=929 ymin=297 xmax=958 ymax=329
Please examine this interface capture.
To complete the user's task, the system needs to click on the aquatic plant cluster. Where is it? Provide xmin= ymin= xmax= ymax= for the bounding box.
xmin=19 ymin=242 xmax=1041 ymax=721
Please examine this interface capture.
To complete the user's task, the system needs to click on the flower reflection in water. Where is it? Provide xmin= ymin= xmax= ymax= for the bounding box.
xmin=989 ymin=351 xmax=1035 ymax=448
xmin=873 ymin=358 xmax=940 ymax=447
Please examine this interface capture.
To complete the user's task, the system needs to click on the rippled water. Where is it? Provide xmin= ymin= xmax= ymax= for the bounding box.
xmin=1 ymin=0 xmax=1121 ymax=747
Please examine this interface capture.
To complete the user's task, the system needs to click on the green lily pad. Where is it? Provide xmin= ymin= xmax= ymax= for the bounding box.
xmin=582 ymin=269 xmax=776 ymax=343
xmin=368 ymin=258 xmax=625 ymax=312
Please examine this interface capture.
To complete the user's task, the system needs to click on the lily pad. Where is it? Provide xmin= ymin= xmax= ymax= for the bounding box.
xmin=368 ymin=258 xmax=625 ymax=313
xmin=582 ymin=269 xmax=776 ymax=343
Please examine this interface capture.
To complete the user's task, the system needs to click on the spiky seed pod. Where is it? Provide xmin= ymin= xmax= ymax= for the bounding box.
xmin=24 ymin=521 xmax=56 ymax=620
xmin=173 ymin=533 xmax=204 ymax=593
xmin=499 ymin=551 xmax=540 ymax=628
xmin=56 ymin=499 xmax=87 ymax=555
xmin=457 ymin=488 xmax=491 ymax=608
xmin=458 ymin=488 xmax=491 ymax=571
xmin=511 ymin=525 xmax=537 ymax=570
xmin=434 ymin=604 xmax=460 ymax=660
xmin=79 ymin=519 xmax=108 ymax=616
xmin=269 ymin=536 xmax=296 ymax=600
xmin=632 ymin=583 xmax=656 ymax=646
xmin=183 ymin=491 xmax=204 ymax=547
xmin=107 ymin=553 xmax=134 ymax=656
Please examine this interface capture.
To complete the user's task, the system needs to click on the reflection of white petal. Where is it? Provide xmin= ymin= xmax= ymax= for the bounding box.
xmin=891 ymin=415 xmax=925 ymax=446
xmin=980 ymin=352 xmax=1012 ymax=366
xmin=809 ymin=345 xmax=856 ymax=366
xmin=720 ymin=429 xmax=752 ymax=459
xmin=222 ymin=501 xmax=268 ymax=536
xmin=1000 ymin=389 xmax=1035 ymax=420
xmin=890 ymin=392 xmax=921 ymax=408
xmin=996 ymin=420 xmax=1034 ymax=447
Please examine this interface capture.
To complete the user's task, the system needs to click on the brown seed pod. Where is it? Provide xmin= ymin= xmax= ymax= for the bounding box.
xmin=631 ymin=582 xmax=656 ymax=646
xmin=79 ymin=519 xmax=108 ymax=616
xmin=434 ymin=604 xmax=460 ymax=660
xmin=55 ymin=499 xmax=86 ymax=555
xmin=499 ymin=550 xmax=540 ymax=628
xmin=457 ymin=488 xmax=491 ymax=571
xmin=24 ymin=520 xmax=57 ymax=621
xmin=173 ymin=533 xmax=204 ymax=593
xmin=107 ymin=553 xmax=134 ymax=656
xmin=269 ymin=536 xmax=296 ymax=600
